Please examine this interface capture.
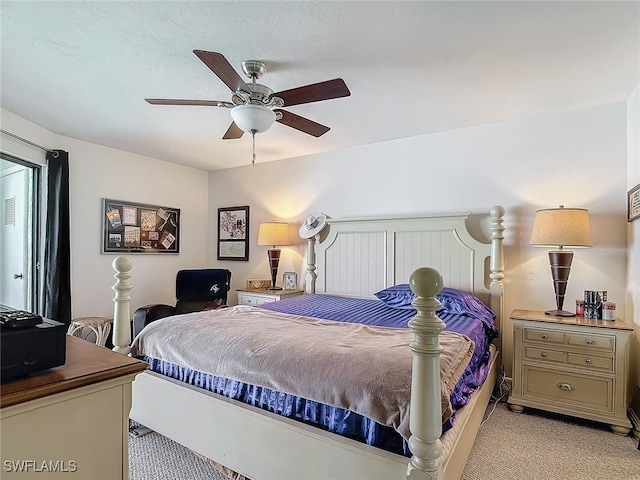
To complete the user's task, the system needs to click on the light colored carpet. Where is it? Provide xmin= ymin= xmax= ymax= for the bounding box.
xmin=129 ymin=400 xmax=640 ymax=480
xmin=128 ymin=427 xmax=226 ymax=480
xmin=462 ymin=401 xmax=640 ymax=479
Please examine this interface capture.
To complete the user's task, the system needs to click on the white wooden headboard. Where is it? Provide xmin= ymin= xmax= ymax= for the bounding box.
xmin=304 ymin=206 xmax=505 ymax=326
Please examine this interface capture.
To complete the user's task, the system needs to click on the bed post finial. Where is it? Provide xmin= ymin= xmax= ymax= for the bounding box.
xmin=112 ymin=256 xmax=133 ymax=355
xmin=406 ymin=267 xmax=444 ymax=480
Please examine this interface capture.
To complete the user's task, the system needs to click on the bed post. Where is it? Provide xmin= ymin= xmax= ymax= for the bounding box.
xmin=305 ymin=236 xmax=318 ymax=294
xmin=406 ymin=267 xmax=445 ymax=480
xmin=488 ymin=206 xmax=505 ymax=350
xmin=112 ymin=255 xmax=133 ymax=355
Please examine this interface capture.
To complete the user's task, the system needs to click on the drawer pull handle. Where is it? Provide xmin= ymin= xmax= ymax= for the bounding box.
xmin=585 ymin=339 xmax=593 ymax=345
xmin=541 ymin=352 xmax=547 ymax=358
xmin=585 ymin=359 xmax=592 ymax=365
xmin=541 ymin=334 xmax=548 ymax=339
xmin=557 ymin=382 xmax=575 ymax=391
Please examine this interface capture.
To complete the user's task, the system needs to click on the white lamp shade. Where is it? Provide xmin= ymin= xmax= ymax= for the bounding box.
xmin=257 ymin=222 xmax=290 ymax=246
xmin=530 ymin=206 xmax=592 ymax=248
xmin=230 ymin=105 xmax=276 ymax=134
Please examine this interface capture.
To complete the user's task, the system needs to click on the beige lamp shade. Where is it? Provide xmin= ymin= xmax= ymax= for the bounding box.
xmin=257 ymin=222 xmax=290 ymax=247
xmin=530 ymin=206 xmax=592 ymax=248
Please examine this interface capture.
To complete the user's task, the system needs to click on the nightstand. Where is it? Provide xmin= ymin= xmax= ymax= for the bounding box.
xmin=236 ymin=288 xmax=303 ymax=306
xmin=508 ymin=309 xmax=633 ymax=435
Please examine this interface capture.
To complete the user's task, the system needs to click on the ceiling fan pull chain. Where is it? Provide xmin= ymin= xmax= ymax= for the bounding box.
xmin=251 ymin=131 xmax=256 ymax=166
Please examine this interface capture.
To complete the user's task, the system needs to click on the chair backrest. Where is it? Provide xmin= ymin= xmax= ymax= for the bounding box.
xmin=174 ymin=269 xmax=231 ymax=313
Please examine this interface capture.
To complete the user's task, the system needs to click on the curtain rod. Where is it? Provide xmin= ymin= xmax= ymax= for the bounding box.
xmin=0 ymin=129 xmax=58 ymax=157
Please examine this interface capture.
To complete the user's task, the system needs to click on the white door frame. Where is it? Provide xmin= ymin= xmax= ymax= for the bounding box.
xmin=0 ymin=156 xmax=41 ymax=311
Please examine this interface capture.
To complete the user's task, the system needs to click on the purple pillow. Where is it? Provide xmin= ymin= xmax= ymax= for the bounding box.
xmin=373 ymin=284 xmax=416 ymax=310
xmin=375 ymin=284 xmax=496 ymax=323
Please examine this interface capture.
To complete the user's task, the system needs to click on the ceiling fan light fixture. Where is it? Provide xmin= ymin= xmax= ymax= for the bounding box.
xmin=230 ymin=104 xmax=276 ymax=134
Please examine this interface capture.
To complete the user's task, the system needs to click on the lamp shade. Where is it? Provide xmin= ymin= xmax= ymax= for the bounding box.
xmin=530 ymin=206 xmax=592 ymax=248
xmin=257 ymin=222 xmax=290 ymax=247
xmin=230 ymin=105 xmax=276 ymax=134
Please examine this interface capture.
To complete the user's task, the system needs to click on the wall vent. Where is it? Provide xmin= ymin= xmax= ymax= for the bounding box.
xmin=4 ymin=196 xmax=16 ymax=226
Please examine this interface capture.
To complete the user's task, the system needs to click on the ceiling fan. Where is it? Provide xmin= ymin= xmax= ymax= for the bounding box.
xmin=145 ymin=50 xmax=351 ymax=143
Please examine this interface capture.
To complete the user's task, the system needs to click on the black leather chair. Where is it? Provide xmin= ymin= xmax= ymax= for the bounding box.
xmin=133 ymin=268 xmax=231 ymax=337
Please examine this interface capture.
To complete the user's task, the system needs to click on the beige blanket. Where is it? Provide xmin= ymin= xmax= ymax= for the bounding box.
xmin=131 ymin=305 xmax=474 ymax=440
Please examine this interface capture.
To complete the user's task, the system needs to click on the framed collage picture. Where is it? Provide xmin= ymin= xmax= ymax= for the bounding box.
xmin=217 ymin=206 xmax=249 ymax=261
xmin=102 ymin=199 xmax=180 ymax=253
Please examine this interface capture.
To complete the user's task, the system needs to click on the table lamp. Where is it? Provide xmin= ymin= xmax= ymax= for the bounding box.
xmin=257 ymin=222 xmax=290 ymax=290
xmin=530 ymin=205 xmax=592 ymax=317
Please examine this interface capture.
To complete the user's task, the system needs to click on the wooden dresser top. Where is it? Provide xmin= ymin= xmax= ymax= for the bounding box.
xmin=510 ymin=309 xmax=633 ymax=331
xmin=1 ymin=335 xmax=147 ymax=408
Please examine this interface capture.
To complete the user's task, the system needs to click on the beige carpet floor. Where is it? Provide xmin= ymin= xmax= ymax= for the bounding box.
xmin=129 ymin=400 xmax=639 ymax=479
xmin=462 ymin=400 xmax=639 ymax=479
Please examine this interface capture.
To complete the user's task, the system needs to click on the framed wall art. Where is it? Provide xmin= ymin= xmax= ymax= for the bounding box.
xmin=217 ymin=206 xmax=249 ymax=261
xmin=628 ymin=183 xmax=640 ymax=222
xmin=102 ymin=199 xmax=180 ymax=253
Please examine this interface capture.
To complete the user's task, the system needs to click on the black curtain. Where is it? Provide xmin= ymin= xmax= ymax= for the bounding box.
xmin=44 ymin=150 xmax=71 ymax=325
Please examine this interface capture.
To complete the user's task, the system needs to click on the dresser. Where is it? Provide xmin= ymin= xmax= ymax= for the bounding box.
xmin=508 ymin=309 xmax=633 ymax=435
xmin=1 ymin=336 xmax=147 ymax=479
xmin=236 ymin=288 xmax=304 ymax=306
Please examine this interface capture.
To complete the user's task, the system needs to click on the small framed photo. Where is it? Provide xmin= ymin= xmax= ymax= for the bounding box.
xmin=283 ymin=272 xmax=298 ymax=290
xmin=628 ymin=183 xmax=640 ymax=222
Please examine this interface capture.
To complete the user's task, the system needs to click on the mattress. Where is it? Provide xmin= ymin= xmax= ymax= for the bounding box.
xmin=138 ymin=290 xmax=497 ymax=456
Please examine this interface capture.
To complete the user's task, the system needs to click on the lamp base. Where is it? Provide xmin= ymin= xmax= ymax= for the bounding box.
xmin=544 ymin=309 xmax=576 ymax=317
xmin=267 ymin=286 xmax=283 ymax=291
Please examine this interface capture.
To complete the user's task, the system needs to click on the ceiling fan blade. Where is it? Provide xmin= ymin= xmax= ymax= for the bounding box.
xmin=271 ymin=79 xmax=350 ymax=107
xmin=275 ymin=110 xmax=330 ymax=137
xmin=222 ymin=122 xmax=244 ymax=140
xmin=193 ymin=50 xmax=251 ymax=95
xmin=145 ymin=98 xmax=234 ymax=107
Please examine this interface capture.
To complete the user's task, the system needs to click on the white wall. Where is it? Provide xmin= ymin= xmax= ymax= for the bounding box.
xmin=626 ymin=83 xmax=640 ymax=389
xmin=208 ymin=102 xmax=629 ymax=375
xmin=1 ymin=108 xmax=209 ymax=319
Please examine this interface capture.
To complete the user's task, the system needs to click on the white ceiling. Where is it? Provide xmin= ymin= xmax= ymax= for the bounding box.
xmin=1 ymin=1 xmax=638 ymax=171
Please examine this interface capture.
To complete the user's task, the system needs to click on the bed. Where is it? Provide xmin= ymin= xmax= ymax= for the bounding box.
xmin=111 ymin=206 xmax=506 ymax=480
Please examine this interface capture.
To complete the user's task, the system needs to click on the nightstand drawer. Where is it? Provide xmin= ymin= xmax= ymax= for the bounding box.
xmin=567 ymin=353 xmax=613 ymax=372
xmin=237 ymin=293 xmax=276 ymax=306
xmin=523 ymin=346 xmax=564 ymax=363
xmin=237 ymin=289 xmax=303 ymax=306
xmin=523 ymin=366 xmax=613 ymax=413
xmin=523 ymin=327 xmax=565 ymax=345
xmin=567 ymin=333 xmax=614 ymax=352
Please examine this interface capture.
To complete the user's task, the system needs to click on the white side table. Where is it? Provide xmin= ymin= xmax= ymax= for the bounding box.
xmin=67 ymin=316 xmax=112 ymax=347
